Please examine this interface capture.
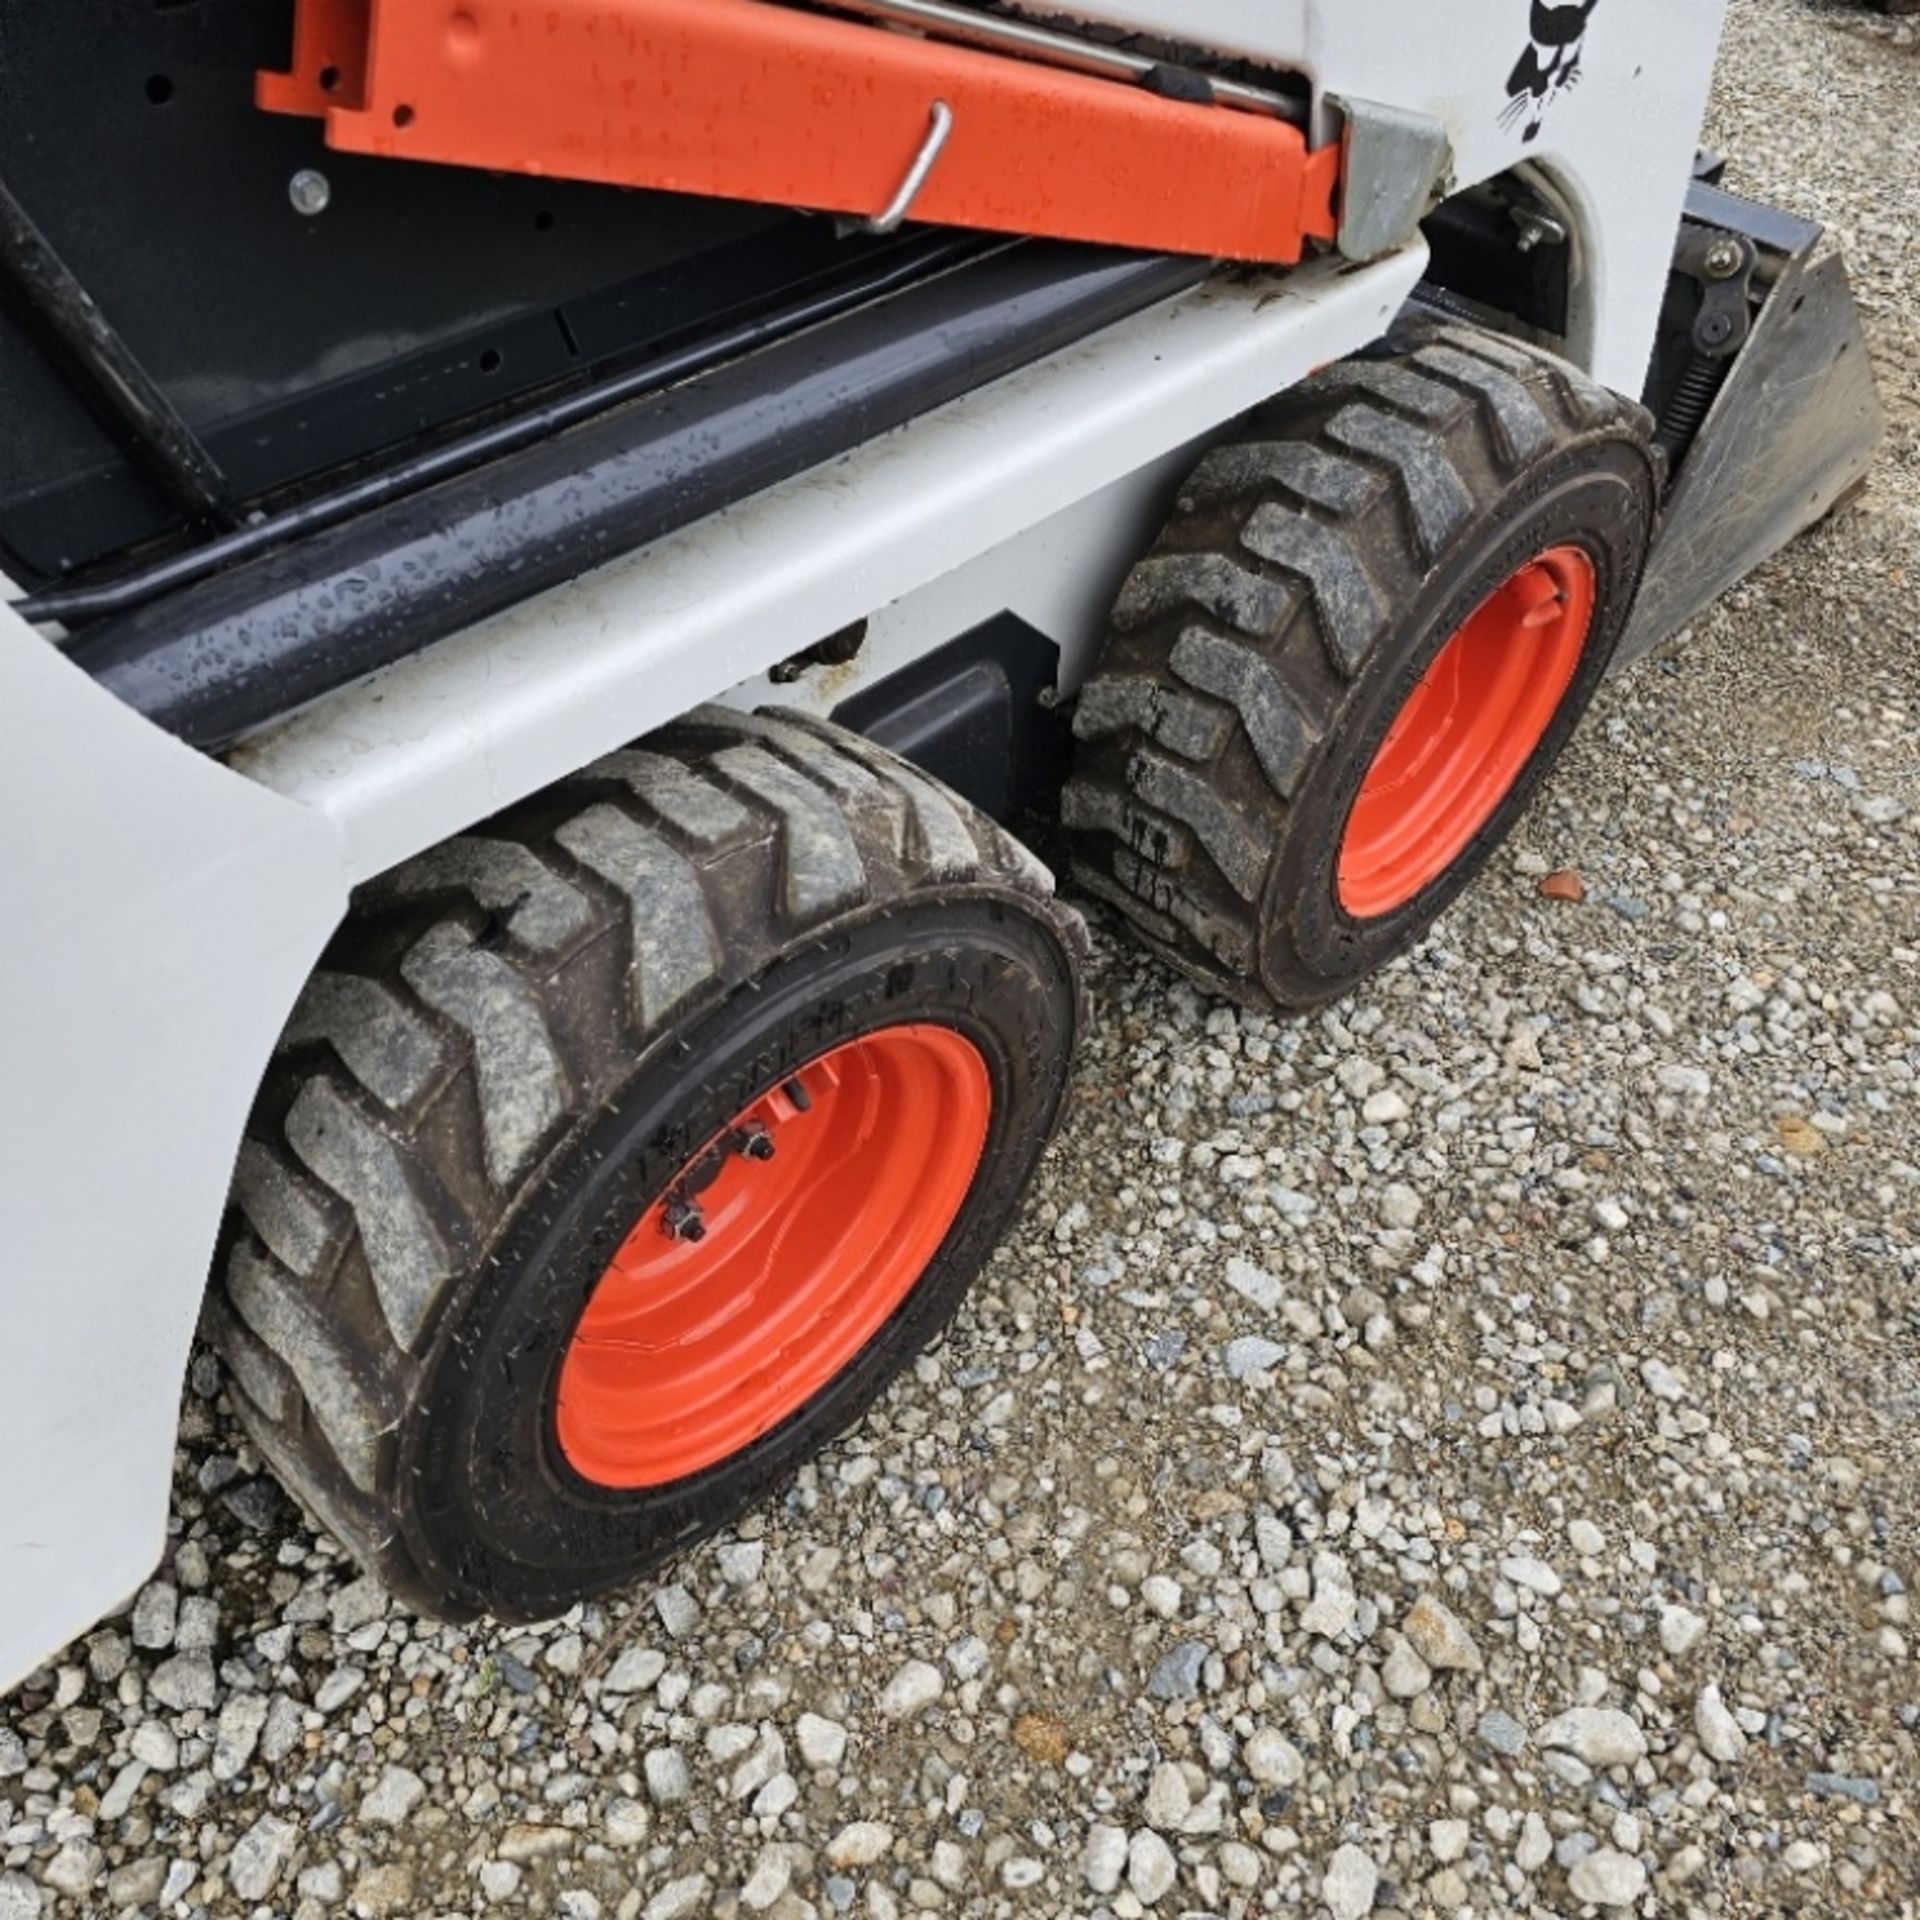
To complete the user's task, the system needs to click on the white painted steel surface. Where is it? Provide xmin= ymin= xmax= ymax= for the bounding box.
xmin=0 ymin=615 xmax=347 ymax=1692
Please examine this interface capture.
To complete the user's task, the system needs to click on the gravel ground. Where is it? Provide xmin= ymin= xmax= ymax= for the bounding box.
xmin=4 ymin=4 xmax=1917 ymax=1918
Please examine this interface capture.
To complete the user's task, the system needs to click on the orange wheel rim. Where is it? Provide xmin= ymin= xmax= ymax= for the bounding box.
xmin=555 ymin=1025 xmax=993 ymax=1490
xmin=1338 ymin=544 xmax=1597 ymax=920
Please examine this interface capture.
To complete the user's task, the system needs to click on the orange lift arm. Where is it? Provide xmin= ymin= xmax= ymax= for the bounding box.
xmin=258 ymin=0 xmax=1342 ymax=267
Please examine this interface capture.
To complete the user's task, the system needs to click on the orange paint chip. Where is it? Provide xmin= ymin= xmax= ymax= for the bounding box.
xmin=1538 ymin=869 xmax=1586 ymax=904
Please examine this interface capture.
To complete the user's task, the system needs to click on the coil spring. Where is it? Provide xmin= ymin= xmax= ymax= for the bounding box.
xmin=1656 ymin=351 xmax=1731 ymax=462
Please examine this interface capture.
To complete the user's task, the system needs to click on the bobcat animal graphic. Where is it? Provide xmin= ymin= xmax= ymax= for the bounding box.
xmin=1503 ymin=0 xmax=1601 ymax=143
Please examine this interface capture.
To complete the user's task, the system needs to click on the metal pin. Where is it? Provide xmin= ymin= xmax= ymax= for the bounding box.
xmin=866 ymin=101 xmax=954 ymax=235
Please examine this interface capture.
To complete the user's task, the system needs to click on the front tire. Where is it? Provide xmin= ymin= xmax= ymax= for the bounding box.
xmin=1065 ymin=320 xmax=1661 ymax=1009
xmin=208 ymin=709 xmax=1085 ymax=1620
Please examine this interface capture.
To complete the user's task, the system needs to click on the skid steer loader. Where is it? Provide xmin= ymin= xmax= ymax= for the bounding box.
xmin=0 ymin=0 xmax=1882 ymax=1685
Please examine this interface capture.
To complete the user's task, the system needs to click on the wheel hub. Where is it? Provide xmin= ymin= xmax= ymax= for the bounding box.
xmin=1337 ymin=545 xmax=1597 ymax=921
xmin=554 ymin=1025 xmax=993 ymax=1490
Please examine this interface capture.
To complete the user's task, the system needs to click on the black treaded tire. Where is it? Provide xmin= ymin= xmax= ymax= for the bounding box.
xmin=1064 ymin=318 xmax=1661 ymax=1009
xmin=206 ymin=708 xmax=1086 ymax=1620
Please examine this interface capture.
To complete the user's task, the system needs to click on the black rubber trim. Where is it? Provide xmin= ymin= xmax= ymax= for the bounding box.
xmin=65 ymin=243 xmax=1206 ymax=753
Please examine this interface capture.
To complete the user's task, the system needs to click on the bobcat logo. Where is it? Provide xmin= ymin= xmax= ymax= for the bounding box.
xmin=1502 ymin=0 xmax=1601 ymax=143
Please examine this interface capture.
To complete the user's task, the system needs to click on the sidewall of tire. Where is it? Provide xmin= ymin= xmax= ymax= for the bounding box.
xmin=399 ymin=894 xmax=1077 ymax=1619
xmin=1261 ymin=441 xmax=1655 ymax=1005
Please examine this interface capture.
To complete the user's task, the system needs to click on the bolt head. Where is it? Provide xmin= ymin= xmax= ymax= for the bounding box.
xmin=289 ymin=169 xmax=332 ymax=217
xmin=1702 ymin=238 xmax=1743 ymax=280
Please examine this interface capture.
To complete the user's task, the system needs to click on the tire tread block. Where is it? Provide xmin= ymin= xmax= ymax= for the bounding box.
xmin=401 ymin=925 xmax=570 ymax=1191
xmin=384 ymin=838 xmax=595 ymax=954
xmin=556 ymin=805 xmax=723 ymax=1031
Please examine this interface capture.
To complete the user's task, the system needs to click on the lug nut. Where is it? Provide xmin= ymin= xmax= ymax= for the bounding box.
xmin=662 ymin=1197 xmax=707 ymax=1243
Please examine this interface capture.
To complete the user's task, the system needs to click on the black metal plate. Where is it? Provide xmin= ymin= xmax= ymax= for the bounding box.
xmin=0 ymin=0 xmax=875 ymax=583
xmin=835 ymin=615 xmax=1068 ymax=822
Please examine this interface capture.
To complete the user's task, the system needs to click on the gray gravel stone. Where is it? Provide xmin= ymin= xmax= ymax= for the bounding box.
xmin=229 ymin=1813 xmax=297 ymax=1903
xmin=130 ymin=1721 xmax=178 ymax=1770
xmin=604 ymin=1645 xmax=667 ymax=1693
xmin=129 ymin=1584 xmax=177 ymax=1652
xmin=1516 ymin=1812 xmax=1552 ymax=1874
xmin=1402 ymin=1595 xmax=1482 ymax=1673
xmin=654 ymin=1585 xmax=701 ymax=1638
xmin=326 ymin=1576 xmax=388 ymax=1634
xmin=146 ymin=1651 xmax=216 ymax=1712
xmin=1243 ymin=1727 xmax=1305 ymax=1787
xmin=1659 ymin=1604 xmax=1708 ymax=1656
xmin=879 ymin=1659 xmax=943 ymax=1717
xmin=1695 ymin=1684 xmax=1747 ymax=1764
xmin=604 ymin=1796 xmax=649 ymax=1846
xmin=795 ymin=1711 xmax=848 ymax=1769
xmin=644 ymin=1874 xmax=710 ymax=1920
xmin=1224 ymin=1335 xmax=1289 ymax=1379
xmin=40 ymin=1844 xmax=102 ymax=1900
xmin=104 ymin=1859 xmax=166 ymax=1911
xmin=741 ymin=1845 xmax=792 ymax=1910
xmin=1536 ymin=1707 xmax=1648 ymax=1768
xmin=1127 ymin=1829 xmax=1178 ymax=1905
xmin=644 ymin=1748 xmax=693 ymax=1805
xmin=1322 ymin=1843 xmax=1379 ymax=1920
xmin=1567 ymin=1848 xmax=1648 ymax=1908
xmin=1807 ymin=1771 xmax=1882 ymax=1806
xmin=211 ymin=1691 xmax=268 ymax=1780
xmin=360 ymin=1763 xmax=426 ymax=1826
xmin=1146 ymin=1641 xmax=1208 ymax=1700
xmin=1084 ymin=1823 xmax=1128 ymax=1895
xmin=1477 ymin=1708 xmax=1527 ymax=1756
xmin=1382 ymin=1637 xmax=1432 ymax=1699
xmin=825 ymin=1821 xmax=892 ymax=1868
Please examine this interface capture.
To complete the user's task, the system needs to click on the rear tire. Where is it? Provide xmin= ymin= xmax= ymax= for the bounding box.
xmin=208 ymin=709 xmax=1085 ymax=1620
xmin=1064 ymin=319 xmax=1661 ymax=1009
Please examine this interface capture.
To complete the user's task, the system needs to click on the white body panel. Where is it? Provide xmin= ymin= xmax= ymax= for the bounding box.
xmin=0 ymin=621 xmax=346 ymax=1690
xmin=1018 ymin=0 xmax=1730 ymax=394
xmin=0 ymin=0 xmax=1734 ymax=1686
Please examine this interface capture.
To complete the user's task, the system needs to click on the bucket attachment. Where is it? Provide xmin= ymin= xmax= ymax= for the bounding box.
xmin=1623 ymin=178 xmax=1883 ymax=662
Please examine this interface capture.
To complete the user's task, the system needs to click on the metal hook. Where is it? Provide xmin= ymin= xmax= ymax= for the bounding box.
xmin=865 ymin=100 xmax=954 ymax=234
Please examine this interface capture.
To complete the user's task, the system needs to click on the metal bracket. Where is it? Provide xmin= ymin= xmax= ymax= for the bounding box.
xmin=865 ymin=101 xmax=955 ymax=234
xmin=1328 ymin=96 xmax=1453 ymax=264
xmin=1674 ymin=224 xmax=1757 ymax=359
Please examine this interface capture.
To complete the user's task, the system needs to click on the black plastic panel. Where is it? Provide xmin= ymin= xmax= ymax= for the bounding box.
xmin=835 ymin=616 xmax=1068 ymax=822
xmin=0 ymin=0 xmax=885 ymax=582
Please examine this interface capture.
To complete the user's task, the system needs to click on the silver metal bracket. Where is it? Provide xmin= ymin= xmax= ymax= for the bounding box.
xmin=1329 ymin=96 xmax=1453 ymax=264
